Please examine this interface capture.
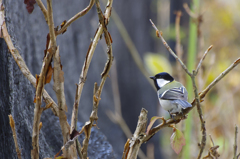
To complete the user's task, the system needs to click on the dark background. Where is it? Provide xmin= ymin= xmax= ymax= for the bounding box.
xmin=0 ymin=0 xmax=190 ymax=158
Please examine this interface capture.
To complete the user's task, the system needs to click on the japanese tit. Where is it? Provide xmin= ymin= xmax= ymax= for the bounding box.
xmin=150 ymin=72 xmax=192 ymax=118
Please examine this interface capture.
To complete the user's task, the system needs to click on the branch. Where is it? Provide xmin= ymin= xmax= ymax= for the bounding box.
xmin=81 ymin=1 xmax=113 ymax=158
xmin=143 ymin=21 xmax=240 ymax=154
xmin=56 ymin=0 xmax=95 ymax=35
xmin=122 ymin=108 xmax=148 ymax=159
xmin=191 ymin=70 xmax=206 ymax=159
xmin=195 ymin=45 xmax=213 ymax=75
xmin=174 ymin=11 xmax=185 ymax=84
xmin=35 ymin=0 xmax=48 ymax=23
xmin=46 ymin=0 xmax=75 ymax=157
xmin=183 ymin=3 xmax=198 ymax=19
xmin=9 ymin=115 xmax=22 ymax=159
xmin=70 ymin=0 xmax=113 ymax=133
xmin=234 ymin=125 xmax=238 ymax=159
xmin=149 ymin=19 xmax=192 ymax=76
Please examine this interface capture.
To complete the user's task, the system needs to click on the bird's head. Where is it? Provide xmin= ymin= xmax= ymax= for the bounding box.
xmin=150 ymin=72 xmax=174 ymax=90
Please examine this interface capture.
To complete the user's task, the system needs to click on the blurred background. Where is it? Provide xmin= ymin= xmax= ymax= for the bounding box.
xmin=1 ymin=0 xmax=240 ymax=158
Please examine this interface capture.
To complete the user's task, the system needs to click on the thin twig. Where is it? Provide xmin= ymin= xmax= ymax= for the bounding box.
xmin=149 ymin=19 xmax=192 ymax=76
xmin=150 ymin=21 xmax=206 ymax=157
xmin=2 ymin=21 xmax=70 ymax=121
xmin=35 ymin=0 xmax=48 ymax=23
xmin=70 ymin=0 xmax=113 ymax=134
xmin=56 ymin=0 xmax=95 ymax=35
xmin=234 ymin=125 xmax=238 ymax=159
xmin=30 ymin=0 xmax=59 ymax=158
xmin=192 ymin=70 xmax=206 ymax=159
xmin=183 ymin=3 xmax=198 ymax=18
xmin=199 ymin=57 xmax=240 ymax=100
xmin=174 ymin=11 xmax=185 ymax=84
xmin=76 ymin=139 xmax=83 ymax=159
xmin=81 ymin=1 xmax=113 ymax=158
xmin=142 ymin=57 xmax=240 ymax=142
xmin=9 ymin=115 xmax=22 ymax=159
xmin=46 ymin=0 xmax=74 ymax=157
xmin=209 ymin=134 xmax=214 ymax=146
xmin=195 ymin=45 xmax=213 ymax=75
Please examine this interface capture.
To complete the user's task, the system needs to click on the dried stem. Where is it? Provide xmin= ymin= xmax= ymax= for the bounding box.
xmin=174 ymin=11 xmax=185 ymax=84
xmin=46 ymin=0 xmax=74 ymax=157
xmin=30 ymin=0 xmax=59 ymax=157
xmin=191 ymin=70 xmax=206 ymax=159
xmin=149 ymin=19 xmax=192 ymax=76
xmin=2 ymin=22 xmax=70 ymax=121
xmin=35 ymin=0 xmax=48 ymax=23
xmin=8 ymin=115 xmax=22 ymax=159
xmin=81 ymin=1 xmax=113 ymax=158
xmin=122 ymin=108 xmax=148 ymax=159
xmin=70 ymin=0 xmax=113 ymax=133
xmin=146 ymin=20 xmax=240 ymax=158
xmin=234 ymin=125 xmax=238 ymax=159
xmin=195 ymin=45 xmax=213 ymax=75
xmin=107 ymin=62 xmax=147 ymax=159
xmin=56 ymin=0 xmax=95 ymax=35
xmin=183 ymin=3 xmax=198 ymax=18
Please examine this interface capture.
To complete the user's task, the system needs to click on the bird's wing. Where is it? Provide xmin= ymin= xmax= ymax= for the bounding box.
xmin=159 ymin=86 xmax=192 ymax=108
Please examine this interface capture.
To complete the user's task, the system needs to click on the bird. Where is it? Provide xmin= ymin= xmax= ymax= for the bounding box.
xmin=150 ymin=72 xmax=192 ymax=118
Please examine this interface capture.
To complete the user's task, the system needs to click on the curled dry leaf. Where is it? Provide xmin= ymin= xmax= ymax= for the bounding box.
xmin=45 ymin=64 xmax=53 ymax=84
xmin=24 ymin=0 xmax=36 ymax=14
xmin=44 ymin=33 xmax=50 ymax=58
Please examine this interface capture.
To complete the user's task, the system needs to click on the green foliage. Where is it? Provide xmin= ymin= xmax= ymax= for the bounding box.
xmin=144 ymin=53 xmax=172 ymax=75
xmin=170 ymin=128 xmax=186 ymax=154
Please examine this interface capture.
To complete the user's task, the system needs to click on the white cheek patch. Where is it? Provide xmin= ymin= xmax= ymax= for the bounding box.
xmin=156 ymin=79 xmax=170 ymax=88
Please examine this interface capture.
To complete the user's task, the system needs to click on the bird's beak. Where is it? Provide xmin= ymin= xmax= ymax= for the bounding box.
xmin=149 ymin=76 xmax=155 ymax=80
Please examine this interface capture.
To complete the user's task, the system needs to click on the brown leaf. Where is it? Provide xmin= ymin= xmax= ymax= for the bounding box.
xmin=44 ymin=33 xmax=50 ymax=58
xmin=60 ymin=20 xmax=67 ymax=34
xmin=45 ymin=64 xmax=53 ymax=84
xmin=24 ymin=0 xmax=36 ymax=14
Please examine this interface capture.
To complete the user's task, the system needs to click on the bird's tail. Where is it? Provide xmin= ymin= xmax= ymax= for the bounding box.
xmin=173 ymin=99 xmax=192 ymax=109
